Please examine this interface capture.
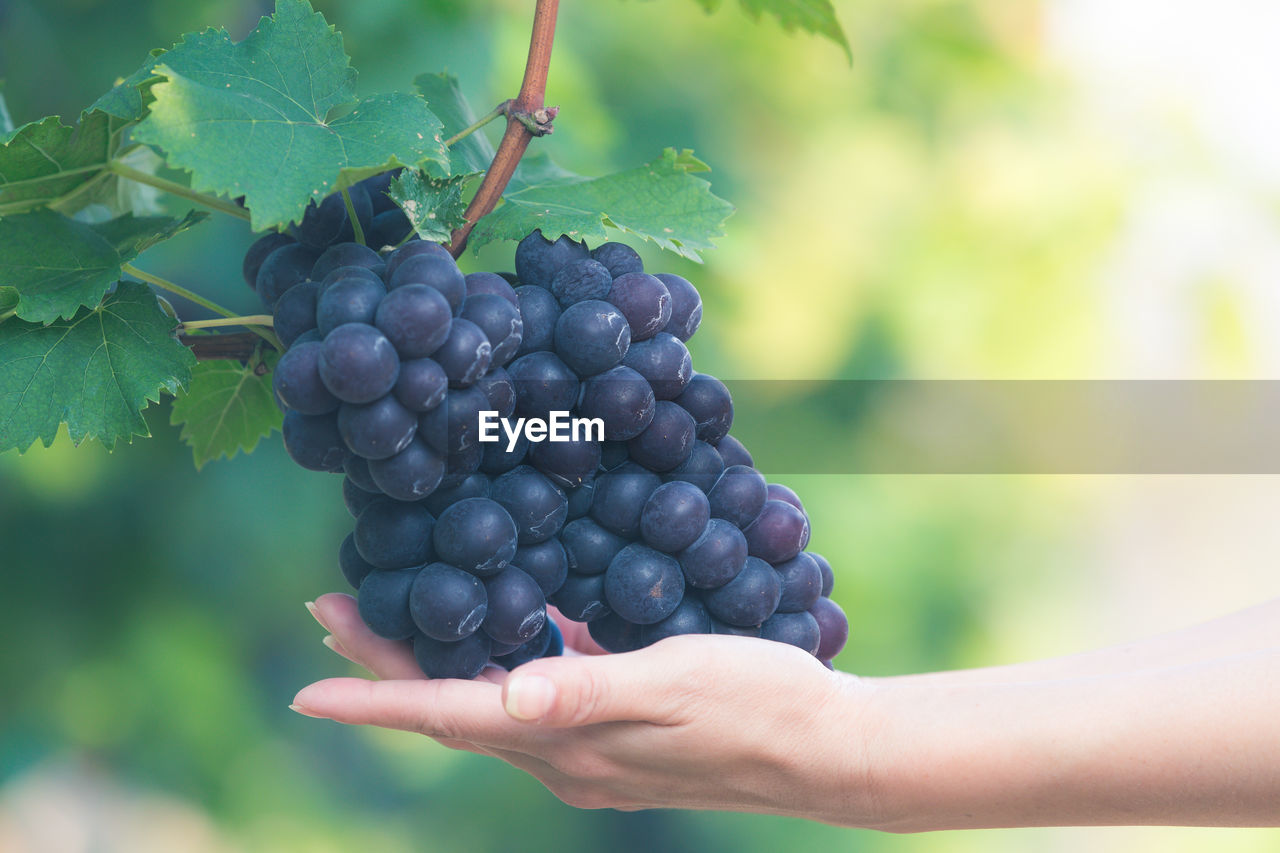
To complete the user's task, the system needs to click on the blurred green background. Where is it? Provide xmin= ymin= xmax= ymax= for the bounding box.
xmin=2 ymin=0 xmax=1279 ymax=850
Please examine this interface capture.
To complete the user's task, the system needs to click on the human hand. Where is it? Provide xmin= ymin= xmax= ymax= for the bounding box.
xmin=294 ymin=593 xmax=878 ymax=822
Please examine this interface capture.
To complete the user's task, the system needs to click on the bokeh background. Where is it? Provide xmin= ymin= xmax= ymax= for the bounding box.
xmin=2 ymin=0 xmax=1279 ymax=850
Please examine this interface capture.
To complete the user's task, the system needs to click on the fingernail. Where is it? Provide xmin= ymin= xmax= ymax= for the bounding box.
xmin=321 ymin=635 xmax=343 ymax=655
xmin=505 ymin=674 xmax=556 ymax=721
xmin=289 ymin=703 xmax=327 ymax=719
xmin=305 ymin=601 xmax=330 ymax=630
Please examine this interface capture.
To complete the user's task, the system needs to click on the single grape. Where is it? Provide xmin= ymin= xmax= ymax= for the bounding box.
xmin=465 ymin=271 xmax=519 ymax=306
xmin=317 ymin=265 xmax=382 ymax=296
xmin=392 ymin=357 xmax=449 ymax=412
xmin=577 ymin=365 xmax=655 ymax=441
xmin=366 ymin=209 xmax=413 ymax=249
xmin=506 ymin=351 xmax=580 ymax=419
xmin=663 ymin=439 xmax=725 ymax=493
xmin=367 ymin=436 xmax=445 ymax=501
xmin=361 ymin=171 xmax=400 ymax=214
xmin=311 ymin=242 xmax=382 ymax=282
xmin=482 ymin=566 xmax=547 ymax=645
xmin=678 ymin=518 xmax=748 ymax=589
xmin=342 ymin=476 xmax=381 ymax=518
xmin=430 ymin=318 xmax=492 ymax=388
xmin=293 ymin=186 xmax=372 ymax=248
xmin=243 ymin=232 xmax=295 ymax=290
xmin=810 ymin=552 xmax=835 ymax=597
xmin=256 ymin=243 xmax=319 ymax=309
xmin=490 ymin=466 xmax=568 ymax=545
xmin=339 ymin=532 xmax=375 ymax=589
xmin=759 ymin=610 xmax=820 ymax=655
xmin=460 ymin=293 xmax=523 ymax=367
xmin=316 ymin=275 xmax=386 ymax=336
xmin=641 ymin=596 xmax=711 ymax=646
xmin=590 ymin=242 xmax=643 ymax=277
xmin=282 ymin=411 xmax=347 ymax=471
xmin=628 ymin=400 xmax=696 ymax=472
xmin=553 ymin=299 xmax=631 ymax=377
xmin=674 ymin=374 xmax=733 ymax=444
xmin=655 ymin=273 xmax=702 ymax=341
xmin=273 ymin=280 xmax=319 ymax=347
xmin=707 ymin=464 xmax=768 ymax=528
xmin=621 ymin=332 xmax=692 ymax=400
xmin=337 ymin=395 xmax=418 ymax=460
xmin=353 ymin=498 xmax=435 ymax=568
xmin=767 ymin=483 xmax=806 ymax=516
xmin=774 ymin=552 xmax=822 ymax=613
xmin=550 ymin=572 xmax=610 ymax=623
xmin=587 ymin=611 xmax=643 ymax=652
xmin=432 ymin=498 xmax=519 ymax=577
xmin=388 ymin=253 xmax=466 ymax=311
xmin=589 ymin=461 xmax=661 ymax=538
xmin=413 ymin=631 xmax=491 ymax=680
xmin=606 ymin=272 xmax=671 ymax=341
xmin=375 ymin=284 xmax=452 ymax=359
xmin=357 ymin=567 xmax=419 ymax=640
xmin=475 ymin=367 xmax=516 ymax=419
xmin=743 ymin=499 xmax=810 ymax=564
xmin=640 ymin=480 xmax=710 ymax=553
xmin=809 ymin=597 xmax=848 ymax=660
xmin=318 ymin=323 xmax=400 ymax=404
xmin=273 ymin=341 xmax=339 ymax=415
xmin=513 ymin=286 xmax=561 ymax=356
xmin=514 ymin=538 xmax=569 ymax=598
xmin=560 ymin=517 xmax=629 ymax=576
xmin=715 ymin=434 xmax=753 ymax=468
xmin=422 ymin=472 xmax=490 ymax=517
xmin=409 ymin=562 xmax=488 ymax=641
xmin=604 ymin=543 xmax=685 ymax=625
xmin=550 ymin=258 xmax=612 ymax=307
xmin=384 ymin=240 xmax=451 ymax=280
xmin=529 ymin=437 xmax=601 ymax=490
xmin=702 ymin=556 xmax=781 ymax=627
xmin=514 ymin=229 xmax=589 ymax=289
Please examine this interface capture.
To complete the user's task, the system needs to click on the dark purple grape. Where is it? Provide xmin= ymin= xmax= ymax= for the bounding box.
xmin=339 ymin=532 xmax=375 ymax=589
xmin=565 ymin=479 xmax=595 ymax=520
xmin=628 ymin=400 xmax=696 ymax=472
xmin=587 ymin=611 xmax=643 ymax=651
xmin=481 ymin=566 xmax=546 ymax=645
xmin=678 ymin=518 xmax=748 ymax=589
xmin=514 ymin=285 xmax=561 ymax=356
xmin=367 ymin=437 xmax=445 ymax=501
xmin=577 ymin=365 xmax=655 ymax=441
xmin=514 ymin=538 xmax=569 ymax=598
xmin=292 ymin=328 xmax=322 ymax=346
xmin=375 ymin=284 xmax=452 ymax=359
xmin=810 ymin=597 xmax=848 ymax=660
xmin=589 ymin=461 xmax=661 ymax=538
xmin=439 ymin=442 xmax=485 ymax=490
xmin=318 ymin=323 xmax=400 ymax=404
xmin=316 ymin=275 xmax=387 ymax=336
xmin=674 ymin=374 xmax=733 ymax=445
xmin=663 ymin=439 xmax=725 ymax=492
xmin=311 ymin=242 xmax=382 ymax=282
xmin=492 ymin=618 xmax=556 ymax=669
xmin=343 ymin=454 xmax=380 ymax=492
xmin=655 ymin=273 xmax=702 ymax=341
xmin=433 ymin=498 xmax=519 ymax=577
xmin=273 ymin=341 xmax=338 ymax=415
xmin=550 ymin=258 xmax=612 ymax=307
xmin=774 ymin=552 xmax=822 ymax=613
xmin=366 ymin=209 xmax=412 ymax=249
xmin=591 ymin=242 xmax=643 ymax=277
xmin=715 ymin=434 xmax=753 ymax=468
xmin=606 ymin=272 xmax=671 ymax=341
xmin=489 ymin=466 xmax=568 ymax=545
xmin=361 ymin=171 xmax=400 ymax=214
xmin=760 ymin=610 xmax=820 ymax=655
xmin=811 ymin=552 xmax=835 ymax=597
xmin=641 ymin=596 xmax=711 ymax=645
xmin=357 ymin=567 xmax=418 ymax=640
xmin=475 ymin=367 xmax=516 ymax=419
xmin=430 ymin=318 xmax=491 ymax=388
xmin=604 ymin=543 xmax=685 ymax=625
xmin=767 ymin=483 xmax=806 ymax=516
xmin=479 ymin=433 xmax=529 ymax=476
xmin=293 ymin=187 xmax=371 ymax=249
xmin=707 ymin=465 xmax=768 ymax=528
xmin=622 ymin=332 xmax=692 ymax=400
xmin=413 ymin=631 xmax=491 ymax=680
xmin=560 ymin=518 xmax=628 ymax=576
xmin=418 ymin=385 xmax=490 ymax=454
xmin=640 ymin=480 xmax=710 ymax=553
xmin=256 ymin=243 xmax=319 ymax=309
xmin=554 ymin=299 xmax=631 ymax=377
xmin=743 ymin=499 xmax=809 ymax=564
xmin=353 ymin=498 xmax=435 ymax=568
xmin=282 ymin=411 xmax=347 ymax=471
xmin=422 ymin=473 xmax=490 ymax=516
xmin=388 ymin=253 xmax=466 ymax=311
xmin=342 ymin=476 xmax=380 ymax=518
xmin=529 ymin=437 xmax=601 ymax=490
xmin=410 ymin=562 xmax=488 ymax=641
xmin=551 ymin=572 xmax=610 ymax=623
xmin=384 ymin=240 xmax=451 ymax=280
xmin=272 ymin=281 xmax=319 ymax=347
xmin=465 ymin=271 xmax=519 ymax=306
xmin=514 ymin=229 xmax=589 ymax=289
xmin=244 ymin=232 xmax=295 ymax=290
xmin=703 ymin=556 xmax=781 ymax=627
xmin=392 ymin=357 xmax=449 ymax=412
xmin=506 ymin=351 xmax=580 ymax=419
xmin=337 ymin=395 xmax=417 ymax=460
xmin=317 ymin=265 xmax=382 ymax=296
xmin=460 ymin=293 xmax=523 ymax=367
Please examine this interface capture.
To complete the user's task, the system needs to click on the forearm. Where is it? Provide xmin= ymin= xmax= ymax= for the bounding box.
xmin=877 ymin=597 xmax=1280 ymax=688
xmin=851 ymin=646 xmax=1280 ymax=831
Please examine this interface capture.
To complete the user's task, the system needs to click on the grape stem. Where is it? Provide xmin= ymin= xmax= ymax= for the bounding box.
xmin=341 ymin=188 xmax=367 ymax=246
xmin=121 ymin=263 xmax=283 ymax=350
xmin=447 ymin=0 xmax=560 ymax=257
xmin=445 ymin=101 xmax=513 ymax=148
xmin=179 ymin=314 xmax=275 ymax=331
xmin=0 ymin=307 xmax=15 ymax=323
xmin=106 ymin=160 xmax=252 ymax=221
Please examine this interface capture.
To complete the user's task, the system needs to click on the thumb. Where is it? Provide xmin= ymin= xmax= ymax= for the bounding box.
xmin=501 ymin=650 xmax=679 ymax=726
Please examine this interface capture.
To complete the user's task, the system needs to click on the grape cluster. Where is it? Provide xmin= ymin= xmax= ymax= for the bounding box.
xmin=250 ymin=178 xmax=848 ymax=679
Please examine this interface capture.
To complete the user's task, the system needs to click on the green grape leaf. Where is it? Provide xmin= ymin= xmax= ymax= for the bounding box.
xmin=388 ymin=170 xmax=472 ymax=244
xmin=469 ymin=148 xmax=734 ymax=262
xmin=694 ymin=0 xmax=850 ymax=60
xmin=90 ymin=48 xmax=168 ymax=121
xmin=133 ymin=0 xmax=448 ymax=232
xmin=0 ymin=208 xmax=207 ymax=324
xmin=0 ymin=110 xmax=130 ymax=216
xmin=170 ymin=352 xmax=282 ymax=469
xmin=0 ymin=281 xmax=195 ymax=453
xmin=0 ymin=288 xmax=17 ymax=316
xmin=414 ymin=72 xmax=496 ymax=177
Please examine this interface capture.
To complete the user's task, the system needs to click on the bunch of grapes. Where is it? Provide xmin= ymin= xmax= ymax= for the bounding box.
xmin=250 ymin=176 xmax=849 ymax=679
